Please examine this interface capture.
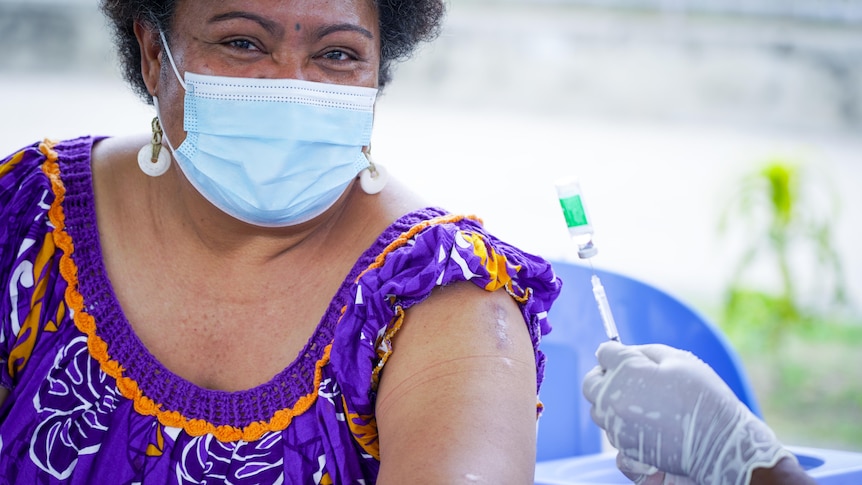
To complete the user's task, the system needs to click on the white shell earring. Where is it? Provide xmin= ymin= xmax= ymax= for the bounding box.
xmin=137 ymin=117 xmax=171 ymax=177
xmin=359 ymin=148 xmax=388 ymax=195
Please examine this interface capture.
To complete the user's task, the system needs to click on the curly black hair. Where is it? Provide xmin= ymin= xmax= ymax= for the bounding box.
xmin=100 ymin=0 xmax=446 ymax=102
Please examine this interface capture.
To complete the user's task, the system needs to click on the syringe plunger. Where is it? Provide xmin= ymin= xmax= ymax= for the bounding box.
xmin=591 ymin=274 xmax=620 ymax=342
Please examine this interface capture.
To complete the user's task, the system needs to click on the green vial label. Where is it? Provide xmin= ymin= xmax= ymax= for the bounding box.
xmin=559 ymin=194 xmax=588 ymax=228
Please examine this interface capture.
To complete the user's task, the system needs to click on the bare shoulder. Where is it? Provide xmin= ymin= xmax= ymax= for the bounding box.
xmin=89 ymin=134 xmax=154 ymax=207
xmin=91 ymin=134 xmax=149 ymax=168
xmin=336 ymin=174 xmax=429 ymax=254
xmin=358 ymin=175 xmax=430 ymax=225
xmin=88 ymin=134 xmax=155 ymax=239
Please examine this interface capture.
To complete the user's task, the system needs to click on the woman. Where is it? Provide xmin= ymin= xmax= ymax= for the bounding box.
xmin=0 ymin=0 xmax=560 ymax=483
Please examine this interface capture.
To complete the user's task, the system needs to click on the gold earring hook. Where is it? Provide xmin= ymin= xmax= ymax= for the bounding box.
xmin=150 ymin=117 xmax=163 ymax=164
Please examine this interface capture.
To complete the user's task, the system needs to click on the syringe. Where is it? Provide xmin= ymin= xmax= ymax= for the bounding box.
xmin=556 ymin=180 xmax=621 ymax=343
xmin=591 ymin=274 xmax=620 ymax=342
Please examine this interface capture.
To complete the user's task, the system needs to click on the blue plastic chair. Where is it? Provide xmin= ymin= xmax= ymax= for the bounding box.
xmin=535 ymin=260 xmax=862 ymax=484
xmin=536 ymin=260 xmax=761 ymax=462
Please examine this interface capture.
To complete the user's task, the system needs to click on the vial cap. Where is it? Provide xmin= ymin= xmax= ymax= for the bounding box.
xmin=577 ymin=241 xmax=599 ymax=259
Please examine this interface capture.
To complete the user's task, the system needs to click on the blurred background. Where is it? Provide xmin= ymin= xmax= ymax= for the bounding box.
xmin=2 ymin=0 xmax=860 ymax=452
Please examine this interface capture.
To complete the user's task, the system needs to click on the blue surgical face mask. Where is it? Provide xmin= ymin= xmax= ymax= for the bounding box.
xmin=155 ymin=31 xmax=378 ymax=227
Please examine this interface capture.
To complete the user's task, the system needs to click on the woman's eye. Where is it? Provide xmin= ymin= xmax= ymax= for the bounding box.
xmin=322 ymin=50 xmax=353 ymax=61
xmin=226 ymin=39 xmax=259 ymax=51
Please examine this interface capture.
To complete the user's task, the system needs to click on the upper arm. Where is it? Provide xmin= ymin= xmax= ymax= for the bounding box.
xmin=374 ymin=283 xmax=538 ymax=485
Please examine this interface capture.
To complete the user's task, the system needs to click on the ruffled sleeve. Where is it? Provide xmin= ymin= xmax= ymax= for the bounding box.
xmin=330 ymin=213 xmax=562 ymax=420
xmin=0 ymin=141 xmax=59 ymax=390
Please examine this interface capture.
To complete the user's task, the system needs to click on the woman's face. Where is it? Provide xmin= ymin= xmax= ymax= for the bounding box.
xmin=138 ymin=0 xmax=380 ymax=145
xmin=166 ymin=0 xmax=379 ymax=86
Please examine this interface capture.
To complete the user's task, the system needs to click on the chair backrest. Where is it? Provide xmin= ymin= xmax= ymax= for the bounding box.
xmin=537 ymin=260 xmax=762 ymax=462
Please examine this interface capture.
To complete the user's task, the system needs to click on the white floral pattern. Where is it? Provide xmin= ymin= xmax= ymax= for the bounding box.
xmin=30 ymin=336 xmax=118 ymax=479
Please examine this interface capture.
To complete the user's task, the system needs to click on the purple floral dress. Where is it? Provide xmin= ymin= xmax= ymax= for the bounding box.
xmin=0 ymin=136 xmax=561 ymax=484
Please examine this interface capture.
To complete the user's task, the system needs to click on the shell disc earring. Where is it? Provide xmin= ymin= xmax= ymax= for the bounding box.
xmin=137 ymin=117 xmax=172 ymax=177
xmin=359 ymin=147 xmax=388 ymax=194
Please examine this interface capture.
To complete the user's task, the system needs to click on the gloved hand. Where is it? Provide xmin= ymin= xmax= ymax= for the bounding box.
xmin=582 ymin=341 xmax=795 ymax=485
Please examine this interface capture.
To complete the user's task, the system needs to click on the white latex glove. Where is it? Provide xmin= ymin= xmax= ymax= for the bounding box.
xmin=582 ymin=341 xmax=795 ymax=485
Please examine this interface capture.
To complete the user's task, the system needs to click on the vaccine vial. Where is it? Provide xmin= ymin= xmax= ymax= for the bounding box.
xmin=555 ymin=180 xmax=598 ymax=259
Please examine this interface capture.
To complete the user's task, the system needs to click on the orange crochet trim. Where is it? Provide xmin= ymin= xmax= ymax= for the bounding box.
xmin=354 ymin=214 xmax=483 ymax=282
xmin=370 ymin=306 xmax=405 ymax=391
xmin=41 ymin=140 xmax=333 ymax=442
xmin=505 ymin=282 xmax=532 ymax=304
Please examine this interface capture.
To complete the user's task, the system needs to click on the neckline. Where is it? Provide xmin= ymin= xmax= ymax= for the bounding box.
xmin=49 ymin=136 xmax=448 ymax=440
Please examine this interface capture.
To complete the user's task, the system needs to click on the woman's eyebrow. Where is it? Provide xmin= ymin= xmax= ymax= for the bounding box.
xmin=208 ymin=11 xmax=284 ymax=37
xmin=313 ymin=23 xmax=374 ymax=40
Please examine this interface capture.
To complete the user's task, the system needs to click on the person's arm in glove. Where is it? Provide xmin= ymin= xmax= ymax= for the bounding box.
xmin=582 ymin=341 xmax=816 ymax=485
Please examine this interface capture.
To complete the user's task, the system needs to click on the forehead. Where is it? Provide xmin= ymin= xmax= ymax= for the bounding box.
xmin=171 ymin=0 xmax=379 ymax=31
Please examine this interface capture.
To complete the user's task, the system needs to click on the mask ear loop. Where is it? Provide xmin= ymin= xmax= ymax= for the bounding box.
xmin=159 ymin=29 xmax=187 ymax=90
xmin=359 ymin=146 xmax=388 ymax=194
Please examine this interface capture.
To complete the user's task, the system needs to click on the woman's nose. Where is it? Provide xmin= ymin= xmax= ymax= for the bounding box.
xmin=258 ymin=51 xmax=313 ymax=82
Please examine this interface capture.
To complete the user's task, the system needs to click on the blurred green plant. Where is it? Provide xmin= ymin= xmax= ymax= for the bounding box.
xmin=734 ymin=315 xmax=862 ymax=451
xmin=718 ymin=159 xmax=847 ymax=349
